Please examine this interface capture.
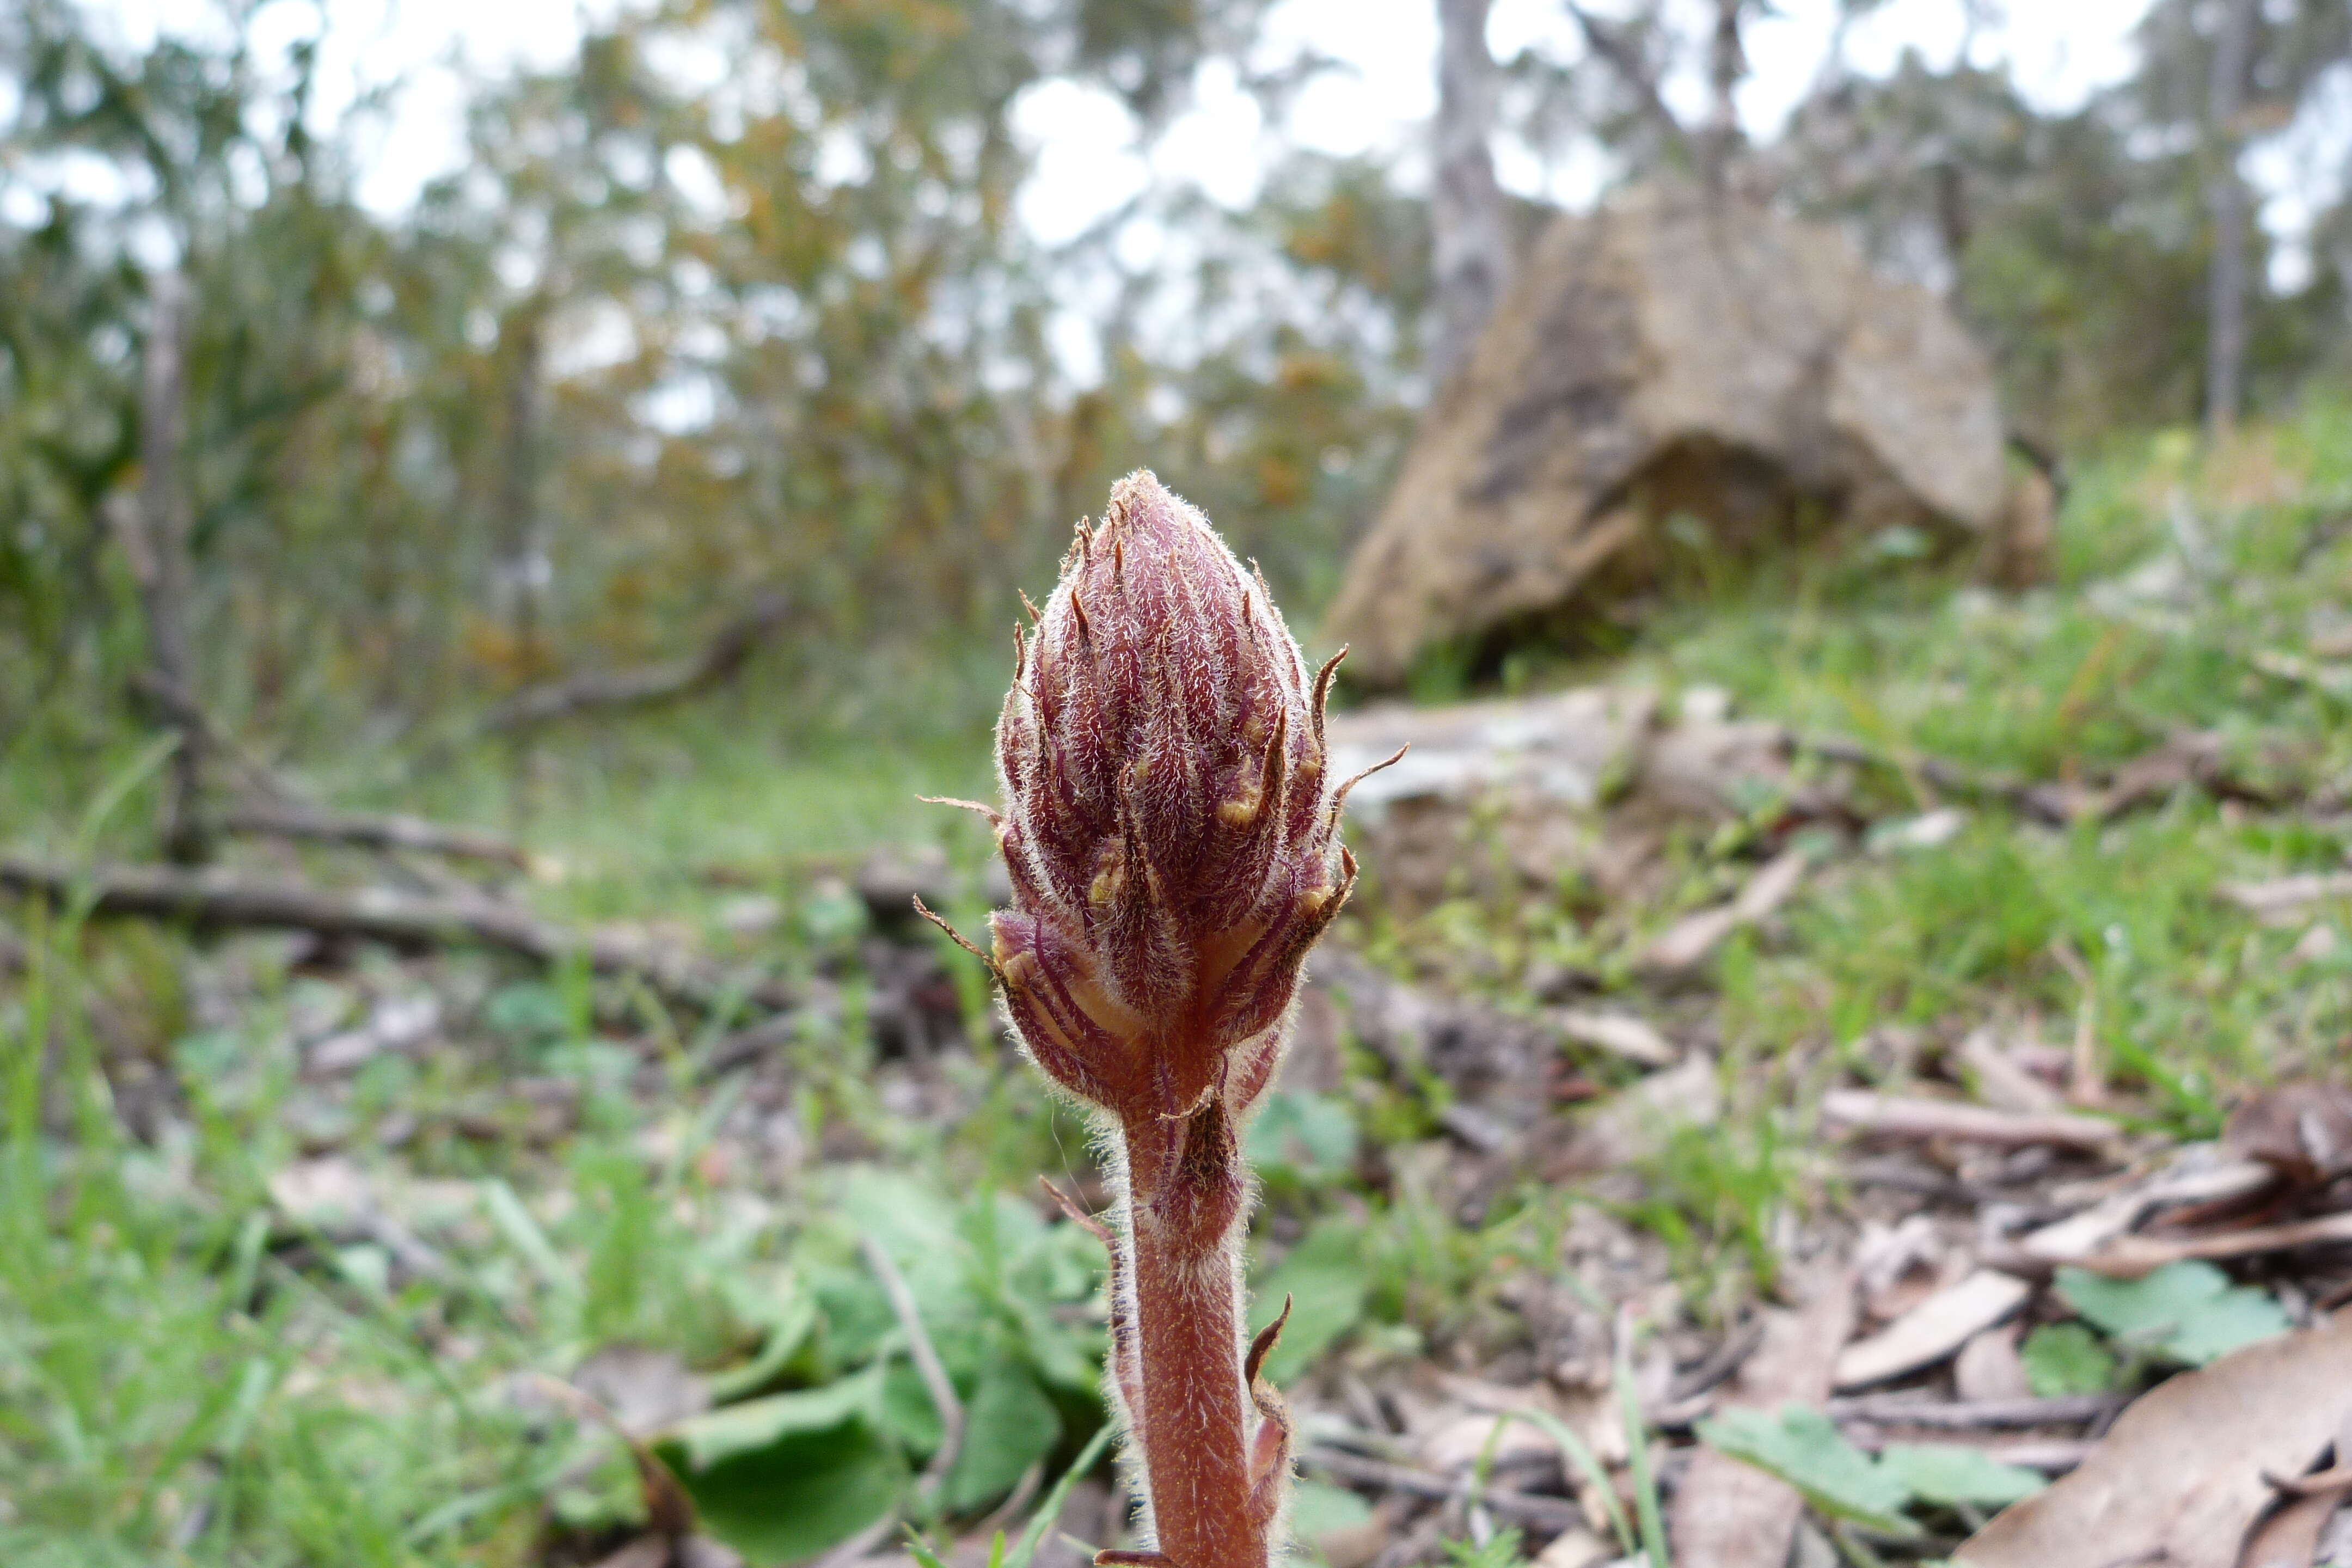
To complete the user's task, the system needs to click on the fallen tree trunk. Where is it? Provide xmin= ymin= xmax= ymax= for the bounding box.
xmin=480 ymin=593 xmax=791 ymax=733
xmin=221 ymin=802 xmax=530 ymax=871
xmin=0 ymin=855 xmax=793 ymax=1014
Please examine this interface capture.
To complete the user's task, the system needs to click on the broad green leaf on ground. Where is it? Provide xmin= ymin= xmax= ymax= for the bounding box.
xmin=837 ymin=1166 xmax=964 ymax=1278
xmin=879 ymin=1358 xmax=948 ymax=1455
xmin=653 ymin=1368 xmax=906 ymax=1563
xmin=2019 ymin=1324 xmax=2118 ymax=1397
xmin=1697 ymin=1405 xmax=1919 ymax=1536
xmin=1247 ymin=1091 xmax=1359 ymax=1183
xmin=1250 ymin=1219 xmax=1369 ymax=1386
xmin=707 ymin=1278 xmax=819 ymax=1402
xmin=1879 ymin=1444 xmax=2047 ymax=1507
xmin=661 ymin=1368 xmax=884 ymax=1471
xmin=1287 ymin=1479 xmax=1375 ymax=1561
xmin=945 ymin=1361 xmax=1062 ymax=1513
xmin=2055 ymin=1262 xmax=2290 ymax=1365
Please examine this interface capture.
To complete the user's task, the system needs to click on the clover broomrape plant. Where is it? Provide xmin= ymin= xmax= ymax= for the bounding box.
xmin=927 ymin=472 xmax=1393 ymax=1568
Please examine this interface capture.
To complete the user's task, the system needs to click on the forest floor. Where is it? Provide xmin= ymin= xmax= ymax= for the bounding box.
xmin=6 ymin=410 xmax=2352 ymax=1568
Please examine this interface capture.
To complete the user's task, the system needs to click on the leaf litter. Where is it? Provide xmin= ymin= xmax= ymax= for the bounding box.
xmin=19 ymin=678 xmax=2352 ymax=1568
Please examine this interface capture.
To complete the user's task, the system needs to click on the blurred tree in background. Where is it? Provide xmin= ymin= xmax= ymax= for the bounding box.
xmin=2 ymin=0 xmax=2349 ymax=788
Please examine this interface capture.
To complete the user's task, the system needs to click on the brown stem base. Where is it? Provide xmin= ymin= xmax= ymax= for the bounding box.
xmin=1118 ymin=1098 xmax=1267 ymax=1568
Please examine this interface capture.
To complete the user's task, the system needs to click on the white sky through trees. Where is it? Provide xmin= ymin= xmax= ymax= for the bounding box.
xmin=62 ymin=0 xmax=2346 ymax=357
xmin=83 ymin=0 xmax=2157 ymax=229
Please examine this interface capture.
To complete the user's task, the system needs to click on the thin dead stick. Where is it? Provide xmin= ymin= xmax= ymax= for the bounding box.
xmin=129 ymin=673 xmax=522 ymax=898
xmin=222 ymin=801 xmax=531 ymax=870
xmin=859 ymin=1233 xmax=965 ymax=1498
xmin=1824 ymin=1393 xmax=2124 ymax=1429
xmin=481 ymin=593 xmax=792 ymax=733
xmin=1298 ymin=1448 xmax=1584 ymax=1530
xmin=1836 ymin=1435 xmax=2091 ymax=1472
xmin=0 ymin=854 xmax=796 ymax=1014
xmin=2074 ymin=1210 xmax=2352 ymax=1278
xmin=1821 ymin=1091 xmax=2125 ymax=1154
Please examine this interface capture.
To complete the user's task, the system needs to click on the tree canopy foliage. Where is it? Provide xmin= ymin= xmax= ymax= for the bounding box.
xmin=2 ymin=0 xmax=2348 ymax=761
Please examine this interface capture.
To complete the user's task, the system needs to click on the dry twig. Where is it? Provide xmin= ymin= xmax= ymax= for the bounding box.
xmin=481 ymin=594 xmax=792 ymax=733
xmin=1822 ymin=1091 xmax=2124 ymax=1154
xmin=0 ymin=854 xmax=795 ymax=1015
xmin=859 ymin=1234 xmax=965 ymax=1500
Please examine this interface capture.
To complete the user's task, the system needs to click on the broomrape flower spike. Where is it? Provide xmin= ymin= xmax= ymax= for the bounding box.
xmin=934 ymin=471 xmax=1396 ymax=1568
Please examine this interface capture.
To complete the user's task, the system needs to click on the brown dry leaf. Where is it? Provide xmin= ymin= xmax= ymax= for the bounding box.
xmin=2239 ymin=1492 xmax=2344 ymax=1568
xmin=1553 ymin=1008 xmax=1680 ymax=1068
xmin=1668 ymin=1261 xmax=1855 ymax=1568
xmin=534 ymin=1373 xmax=700 ymax=1540
xmin=1836 ymin=1270 xmax=2032 ymax=1391
xmin=1529 ymin=1526 xmax=1613 ymax=1568
xmin=1823 ymin=1091 xmax=2123 ymax=1153
xmin=1953 ymin=1312 xmax=2352 ymax=1568
xmin=2227 ymin=1083 xmax=2352 ymax=1192
xmin=2074 ymin=1212 xmax=2352 ymax=1279
xmin=1548 ymin=1053 xmax=1722 ymax=1175
xmin=573 ymin=1346 xmax=712 ymax=1439
xmin=1956 ymin=1027 xmax=2065 ymax=1116
xmin=2018 ymin=1149 xmax=2276 ymax=1265
xmin=1637 ymin=848 xmax=1806 ymax=979
xmin=2239 ymin=1450 xmax=2352 ymax=1568
xmin=590 ymin=1539 xmax=674 ymax=1568
xmin=1952 ymin=1324 xmax=2032 ymax=1402
xmin=673 ymin=1539 xmax=745 ymax=1568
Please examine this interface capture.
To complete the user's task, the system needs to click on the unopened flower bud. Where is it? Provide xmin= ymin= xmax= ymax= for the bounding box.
xmin=987 ymin=471 xmax=1380 ymax=1125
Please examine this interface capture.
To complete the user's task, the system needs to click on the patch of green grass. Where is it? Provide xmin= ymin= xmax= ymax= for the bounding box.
xmin=1626 ymin=1116 xmax=1794 ymax=1311
xmin=1718 ymin=803 xmax=2352 ymax=1131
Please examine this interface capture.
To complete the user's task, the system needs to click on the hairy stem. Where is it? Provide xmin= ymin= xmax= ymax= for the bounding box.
xmin=1120 ymin=1097 xmax=1263 ymax=1568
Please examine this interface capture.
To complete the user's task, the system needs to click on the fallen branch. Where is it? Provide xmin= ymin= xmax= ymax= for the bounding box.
xmin=860 ymin=1234 xmax=964 ymax=1502
xmin=124 ymin=675 xmax=513 ymax=897
xmin=1824 ymin=1393 xmax=2125 ymax=1430
xmin=2218 ymin=871 xmax=2352 ymax=921
xmin=1822 ymin=1091 xmax=2125 ymax=1155
xmin=1842 ymin=1435 xmax=2091 ymax=1473
xmin=222 ymin=801 xmax=531 ymax=871
xmin=2073 ymin=1210 xmax=2352 ymax=1278
xmin=0 ymin=854 xmax=793 ymax=1014
xmin=480 ymin=593 xmax=791 ymax=733
xmin=1298 ymin=1448 xmax=1584 ymax=1530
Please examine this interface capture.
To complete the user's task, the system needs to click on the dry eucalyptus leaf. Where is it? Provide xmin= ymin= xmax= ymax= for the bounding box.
xmin=2227 ymin=1083 xmax=2352 ymax=1192
xmin=1953 ymin=1324 xmax=2033 ymax=1402
xmin=1954 ymin=1312 xmax=2352 ymax=1568
xmin=1835 ymin=1270 xmax=2032 ymax=1392
xmin=2238 ymin=1485 xmax=2352 ymax=1568
xmin=1668 ymin=1262 xmax=1856 ymax=1568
